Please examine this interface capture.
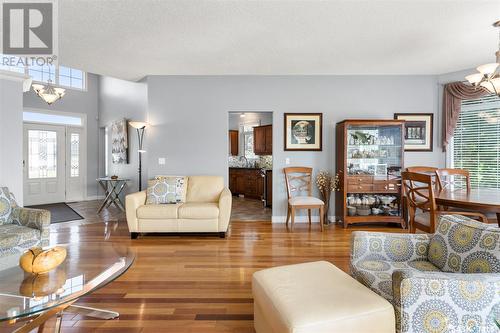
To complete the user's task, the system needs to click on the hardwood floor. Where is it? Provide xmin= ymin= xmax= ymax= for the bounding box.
xmin=1 ymin=201 xmax=404 ymax=333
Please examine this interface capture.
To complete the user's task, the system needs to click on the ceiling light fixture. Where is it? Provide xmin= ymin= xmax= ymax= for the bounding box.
xmin=32 ymin=80 xmax=66 ymax=105
xmin=465 ymin=21 xmax=500 ymax=97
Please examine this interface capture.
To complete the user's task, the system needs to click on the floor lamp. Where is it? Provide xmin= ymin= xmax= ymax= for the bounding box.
xmin=129 ymin=121 xmax=148 ymax=191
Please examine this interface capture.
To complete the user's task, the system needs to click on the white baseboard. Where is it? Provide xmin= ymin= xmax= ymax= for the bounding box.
xmin=272 ymin=215 xmax=336 ymax=223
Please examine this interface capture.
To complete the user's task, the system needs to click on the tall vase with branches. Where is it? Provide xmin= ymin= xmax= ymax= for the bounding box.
xmin=316 ymin=171 xmax=340 ymax=225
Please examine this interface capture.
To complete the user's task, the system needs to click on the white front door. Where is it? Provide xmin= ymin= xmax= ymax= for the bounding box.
xmin=65 ymin=127 xmax=85 ymax=201
xmin=23 ymin=124 xmax=66 ymax=205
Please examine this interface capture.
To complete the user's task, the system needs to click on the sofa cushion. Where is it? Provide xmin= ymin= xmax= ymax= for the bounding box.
xmin=137 ymin=204 xmax=181 ymax=219
xmin=0 ymin=224 xmax=41 ymax=251
xmin=428 ymin=214 xmax=500 ymax=273
xmin=146 ymin=177 xmax=187 ymax=204
xmin=351 ymin=258 xmax=440 ymax=302
xmin=178 ymin=203 xmax=219 ymax=219
xmin=186 ymin=176 xmax=224 ymax=203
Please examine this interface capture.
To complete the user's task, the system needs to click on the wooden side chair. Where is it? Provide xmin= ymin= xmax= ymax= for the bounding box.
xmin=402 ymin=171 xmax=487 ymax=233
xmin=435 ymin=168 xmax=471 ymax=191
xmin=283 ymin=167 xmax=324 ymax=231
xmin=405 ymin=166 xmax=439 ymax=190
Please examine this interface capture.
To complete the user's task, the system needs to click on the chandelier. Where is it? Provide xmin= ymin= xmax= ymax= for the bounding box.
xmin=32 ymin=80 xmax=66 ymax=105
xmin=465 ymin=21 xmax=500 ymax=97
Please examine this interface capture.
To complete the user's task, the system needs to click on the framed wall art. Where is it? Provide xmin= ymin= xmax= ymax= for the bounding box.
xmin=284 ymin=113 xmax=322 ymax=151
xmin=111 ymin=118 xmax=129 ymax=164
xmin=394 ymin=113 xmax=433 ymax=152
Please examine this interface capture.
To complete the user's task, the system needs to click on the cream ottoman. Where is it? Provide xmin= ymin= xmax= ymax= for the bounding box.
xmin=252 ymin=261 xmax=395 ymax=333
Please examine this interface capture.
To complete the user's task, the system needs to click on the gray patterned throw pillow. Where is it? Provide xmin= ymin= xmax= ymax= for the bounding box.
xmin=146 ymin=177 xmax=186 ymax=204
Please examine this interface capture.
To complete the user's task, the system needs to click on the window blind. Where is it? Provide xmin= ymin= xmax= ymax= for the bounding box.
xmin=453 ymin=95 xmax=500 ymax=189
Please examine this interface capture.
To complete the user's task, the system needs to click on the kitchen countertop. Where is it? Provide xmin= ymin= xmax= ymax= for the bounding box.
xmin=229 ymin=167 xmax=272 ymax=171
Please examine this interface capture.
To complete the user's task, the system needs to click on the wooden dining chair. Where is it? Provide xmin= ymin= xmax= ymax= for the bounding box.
xmin=283 ymin=167 xmax=324 ymax=231
xmin=435 ymin=168 xmax=498 ymax=223
xmin=405 ymin=166 xmax=439 ymax=189
xmin=435 ymin=168 xmax=471 ymax=191
xmin=402 ymin=171 xmax=487 ymax=233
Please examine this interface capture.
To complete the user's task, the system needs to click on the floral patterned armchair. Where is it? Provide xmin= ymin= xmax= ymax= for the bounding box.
xmin=0 ymin=187 xmax=50 ymax=260
xmin=350 ymin=214 xmax=500 ymax=333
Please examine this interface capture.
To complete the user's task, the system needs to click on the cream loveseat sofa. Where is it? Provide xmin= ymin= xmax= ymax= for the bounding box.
xmin=126 ymin=176 xmax=232 ymax=238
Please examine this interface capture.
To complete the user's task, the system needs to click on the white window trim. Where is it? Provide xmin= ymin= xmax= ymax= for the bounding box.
xmin=29 ymin=67 xmax=87 ymax=92
xmin=1 ymin=57 xmax=87 ymax=91
xmin=23 ymin=108 xmax=86 ymax=127
xmin=240 ymin=121 xmax=260 ymax=160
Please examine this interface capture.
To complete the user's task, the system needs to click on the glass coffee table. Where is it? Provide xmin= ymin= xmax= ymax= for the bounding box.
xmin=0 ymin=243 xmax=134 ymax=333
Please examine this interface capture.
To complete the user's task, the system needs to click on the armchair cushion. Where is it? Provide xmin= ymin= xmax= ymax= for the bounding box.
xmin=428 ymin=215 xmax=500 ymax=273
xmin=10 ymin=207 xmax=50 ymax=247
xmin=392 ymin=270 xmax=500 ymax=333
xmin=352 ymin=259 xmax=440 ymax=302
xmin=0 ymin=187 xmax=16 ymax=225
xmin=0 ymin=224 xmax=40 ymax=251
xmin=351 ymin=232 xmax=437 ymax=302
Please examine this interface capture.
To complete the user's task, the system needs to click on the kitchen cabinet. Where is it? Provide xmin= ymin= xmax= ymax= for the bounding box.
xmin=253 ymin=125 xmax=272 ymax=155
xmin=229 ymin=130 xmax=239 ymax=156
xmin=229 ymin=168 xmax=272 ymax=205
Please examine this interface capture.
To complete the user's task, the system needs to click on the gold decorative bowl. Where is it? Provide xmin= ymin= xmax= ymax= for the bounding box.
xmin=19 ymin=247 xmax=67 ymax=275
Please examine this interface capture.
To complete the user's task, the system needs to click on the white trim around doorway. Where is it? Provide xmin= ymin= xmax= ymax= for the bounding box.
xmin=23 ymin=108 xmax=88 ymax=202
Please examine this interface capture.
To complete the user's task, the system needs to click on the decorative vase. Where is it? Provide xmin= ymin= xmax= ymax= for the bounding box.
xmin=19 ymin=246 xmax=67 ymax=274
xmin=320 ymin=190 xmax=331 ymax=225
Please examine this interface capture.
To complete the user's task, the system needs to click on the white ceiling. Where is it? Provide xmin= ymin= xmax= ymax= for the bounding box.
xmin=58 ymin=0 xmax=500 ymax=81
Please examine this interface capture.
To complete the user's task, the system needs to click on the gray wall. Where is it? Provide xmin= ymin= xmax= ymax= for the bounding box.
xmin=147 ymin=75 xmax=444 ymax=219
xmin=23 ymin=73 xmax=100 ymax=198
xmin=0 ymin=75 xmax=25 ymax=205
xmin=98 ymin=76 xmax=148 ymax=195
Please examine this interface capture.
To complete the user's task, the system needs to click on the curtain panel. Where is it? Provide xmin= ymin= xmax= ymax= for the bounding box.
xmin=442 ymin=82 xmax=488 ymax=151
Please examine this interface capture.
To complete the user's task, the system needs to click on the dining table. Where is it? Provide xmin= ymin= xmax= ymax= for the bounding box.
xmin=435 ymin=188 xmax=500 ymax=227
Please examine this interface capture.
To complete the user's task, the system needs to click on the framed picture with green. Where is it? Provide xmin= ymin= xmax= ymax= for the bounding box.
xmin=284 ymin=113 xmax=323 ymax=151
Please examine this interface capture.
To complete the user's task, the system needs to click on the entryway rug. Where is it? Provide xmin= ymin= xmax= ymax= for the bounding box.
xmin=26 ymin=202 xmax=84 ymax=224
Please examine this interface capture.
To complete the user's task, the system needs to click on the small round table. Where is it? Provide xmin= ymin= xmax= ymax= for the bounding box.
xmin=96 ymin=177 xmax=130 ymax=213
xmin=0 ymin=243 xmax=134 ymax=332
